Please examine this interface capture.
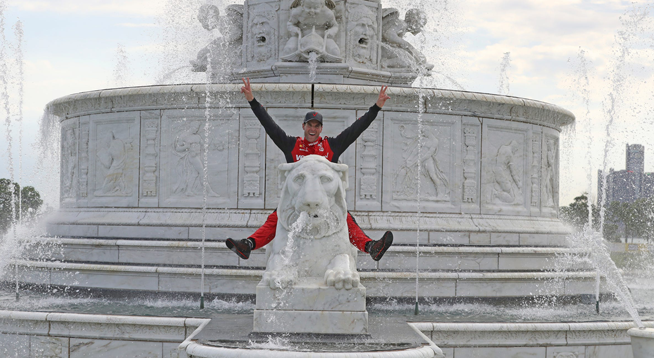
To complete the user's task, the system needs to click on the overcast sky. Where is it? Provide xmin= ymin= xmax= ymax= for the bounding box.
xmin=0 ymin=0 xmax=653 ymax=207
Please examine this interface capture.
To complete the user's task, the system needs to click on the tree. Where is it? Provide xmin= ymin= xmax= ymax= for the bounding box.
xmin=0 ymin=178 xmax=43 ymax=235
xmin=560 ymin=193 xmax=620 ymax=242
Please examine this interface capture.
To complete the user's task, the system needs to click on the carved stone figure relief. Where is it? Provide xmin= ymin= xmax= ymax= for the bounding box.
xmin=392 ymin=125 xmax=450 ymax=202
xmin=160 ymin=110 xmax=239 ymax=208
xmin=358 ymin=121 xmax=379 ymax=200
xmin=488 ymin=139 xmax=523 ymax=205
xmin=141 ymin=117 xmax=159 ymax=198
xmin=346 ymin=4 xmax=378 ymax=67
xmin=79 ymin=121 xmax=89 ymax=198
xmin=381 ymin=8 xmax=433 ymax=72
xmin=543 ymin=137 xmax=558 ymax=208
xmin=95 ymin=131 xmax=133 ymax=197
xmin=61 ymin=125 xmax=78 ymax=200
xmin=171 ymin=121 xmax=220 ymax=198
xmin=249 ymin=8 xmax=278 ymax=65
xmin=243 ymin=120 xmax=262 ymax=197
xmin=191 ymin=4 xmax=244 ymax=76
xmin=281 ymin=0 xmax=343 ymax=62
xmin=462 ymin=126 xmax=477 ymax=203
xmin=531 ymin=134 xmax=541 ymax=207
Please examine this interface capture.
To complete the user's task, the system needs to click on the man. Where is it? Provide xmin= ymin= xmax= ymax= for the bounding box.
xmin=226 ymin=78 xmax=394 ymax=261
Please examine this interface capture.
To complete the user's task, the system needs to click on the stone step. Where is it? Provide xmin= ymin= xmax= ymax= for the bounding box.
xmin=11 ymin=260 xmax=602 ymax=299
xmin=24 ymin=238 xmax=591 ymax=272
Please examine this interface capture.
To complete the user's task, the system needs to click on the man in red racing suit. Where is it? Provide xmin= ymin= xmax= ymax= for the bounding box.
xmin=226 ymin=78 xmax=393 ymax=261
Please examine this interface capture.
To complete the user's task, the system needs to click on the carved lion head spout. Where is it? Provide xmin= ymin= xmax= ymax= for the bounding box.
xmin=278 ymin=155 xmax=348 ymax=239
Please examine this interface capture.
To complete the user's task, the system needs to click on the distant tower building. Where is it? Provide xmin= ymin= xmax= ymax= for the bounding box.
xmin=626 ymin=144 xmax=644 ymax=173
xmin=598 ymin=144 xmax=654 ymax=205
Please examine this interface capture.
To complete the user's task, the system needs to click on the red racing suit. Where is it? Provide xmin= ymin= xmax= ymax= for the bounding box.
xmin=247 ymin=98 xmax=381 ymax=252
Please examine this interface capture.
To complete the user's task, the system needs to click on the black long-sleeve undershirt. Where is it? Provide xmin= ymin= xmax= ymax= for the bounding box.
xmin=248 ymin=98 xmax=381 ymax=163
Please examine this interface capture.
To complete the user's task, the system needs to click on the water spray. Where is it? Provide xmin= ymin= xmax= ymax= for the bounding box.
xmin=199 ymin=50 xmax=213 ymax=310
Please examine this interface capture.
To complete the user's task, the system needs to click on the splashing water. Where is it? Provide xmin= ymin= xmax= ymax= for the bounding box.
xmin=13 ymin=21 xmax=23 ymax=224
xmin=248 ymin=336 xmax=295 ymax=350
xmin=554 ymin=226 xmax=643 ymax=327
xmin=308 ymin=52 xmax=318 ymax=82
xmin=112 ymin=43 xmax=130 ymax=87
xmin=498 ymin=52 xmax=511 ymax=95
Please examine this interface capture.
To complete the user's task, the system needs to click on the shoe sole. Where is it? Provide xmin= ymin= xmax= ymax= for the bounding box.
xmin=226 ymin=239 xmax=250 ymax=260
xmin=373 ymin=232 xmax=393 ymax=261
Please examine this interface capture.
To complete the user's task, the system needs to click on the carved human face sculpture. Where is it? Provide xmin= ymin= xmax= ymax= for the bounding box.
xmin=405 ymin=8 xmax=427 ymax=35
xmin=350 ymin=17 xmax=376 ymax=64
xmin=303 ymin=0 xmax=324 ymax=17
xmin=198 ymin=4 xmax=220 ymax=31
xmin=252 ymin=15 xmax=273 ymax=62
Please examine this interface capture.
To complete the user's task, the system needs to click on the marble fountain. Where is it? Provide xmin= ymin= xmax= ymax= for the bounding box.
xmin=2 ymin=0 xmax=653 ymax=357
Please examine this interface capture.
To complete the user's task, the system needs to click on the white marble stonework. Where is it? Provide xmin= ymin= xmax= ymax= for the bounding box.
xmin=628 ymin=327 xmax=654 ymax=358
xmin=382 ymin=112 xmax=462 ymax=213
xmin=60 ymin=118 xmax=79 ymax=208
xmin=88 ymin=112 xmax=140 ymax=207
xmin=481 ymin=118 xmax=532 ymax=216
xmin=253 ymin=156 xmax=368 ymax=335
xmin=159 ymin=109 xmax=239 ymax=208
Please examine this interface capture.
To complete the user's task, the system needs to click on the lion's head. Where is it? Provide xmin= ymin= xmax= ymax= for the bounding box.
xmin=277 ymin=155 xmax=348 ymax=239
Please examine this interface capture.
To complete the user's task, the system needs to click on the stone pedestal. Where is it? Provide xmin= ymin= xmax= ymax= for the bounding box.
xmin=628 ymin=327 xmax=654 ymax=358
xmin=252 ymin=279 xmax=368 ymax=335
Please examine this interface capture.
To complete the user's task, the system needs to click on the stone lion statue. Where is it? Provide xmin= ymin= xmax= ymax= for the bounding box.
xmin=261 ymin=155 xmax=360 ymax=290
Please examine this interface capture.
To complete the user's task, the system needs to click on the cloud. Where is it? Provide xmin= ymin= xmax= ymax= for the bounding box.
xmin=117 ymin=23 xmax=158 ymax=28
xmin=8 ymin=0 xmax=164 ymax=16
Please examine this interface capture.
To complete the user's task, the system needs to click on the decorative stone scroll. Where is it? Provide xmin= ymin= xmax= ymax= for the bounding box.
xmin=462 ymin=126 xmax=477 ymax=203
xmin=79 ymin=119 xmax=89 ymax=199
xmin=140 ymin=112 xmax=160 ymax=200
xmin=60 ymin=120 xmax=78 ymax=203
xmin=530 ymin=133 xmax=541 ymax=207
xmin=243 ymin=120 xmax=262 ymax=197
xmin=542 ymin=135 xmax=558 ymax=209
xmin=359 ymin=121 xmax=379 ymax=201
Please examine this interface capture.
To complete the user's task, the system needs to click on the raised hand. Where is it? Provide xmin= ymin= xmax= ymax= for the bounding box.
xmin=241 ymin=77 xmax=254 ymax=102
xmin=376 ymin=85 xmax=390 ymax=108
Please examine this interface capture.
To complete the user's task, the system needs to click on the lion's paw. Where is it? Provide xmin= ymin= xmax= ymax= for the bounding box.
xmin=324 ymin=268 xmax=360 ymax=290
xmin=261 ymin=270 xmax=295 ymax=290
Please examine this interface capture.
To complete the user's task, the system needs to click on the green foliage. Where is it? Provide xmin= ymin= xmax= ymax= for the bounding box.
xmin=562 ymin=192 xmax=654 ymax=242
xmin=0 ymin=178 xmax=43 ymax=235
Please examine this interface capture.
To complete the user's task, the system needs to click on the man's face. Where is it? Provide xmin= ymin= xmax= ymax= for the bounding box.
xmin=304 ymin=0 xmax=323 ymax=16
xmin=302 ymin=120 xmax=323 ymax=142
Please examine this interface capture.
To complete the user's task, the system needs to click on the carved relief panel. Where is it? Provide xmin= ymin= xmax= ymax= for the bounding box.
xmin=530 ymin=128 xmax=542 ymax=216
xmin=344 ymin=1 xmax=381 ymax=69
xmin=78 ymin=116 xmax=90 ymax=207
xmin=88 ymin=113 xmax=140 ymax=207
xmin=238 ymin=111 xmax=266 ymax=209
xmin=355 ymin=112 xmax=382 ymax=211
xmin=139 ymin=111 xmax=161 ymax=207
xmin=60 ymin=118 xmax=79 ymax=208
xmin=481 ymin=119 xmax=532 ymax=216
xmin=244 ymin=1 xmax=279 ymax=68
xmin=160 ymin=109 xmax=239 ymax=208
xmin=542 ymin=127 xmax=559 ymax=218
xmin=264 ymin=108 xmax=356 ymax=210
xmin=461 ymin=116 xmax=482 ymax=214
xmin=382 ymin=112 xmax=462 ymax=213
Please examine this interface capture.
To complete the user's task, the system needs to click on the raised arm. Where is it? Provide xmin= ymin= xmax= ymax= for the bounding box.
xmin=241 ymin=78 xmax=296 ymax=155
xmin=329 ymin=86 xmax=390 ymax=155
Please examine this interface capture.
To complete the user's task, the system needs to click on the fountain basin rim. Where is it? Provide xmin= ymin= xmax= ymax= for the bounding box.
xmin=628 ymin=327 xmax=654 ymax=339
xmin=185 ymin=342 xmax=437 ymax=358
xmin=45 ymin=83 xmax=575 ymax=129
xmin=13 ymin=260 xmax=602 ymax=280
xmin=28 ymin=237 xmax=587 ymax=255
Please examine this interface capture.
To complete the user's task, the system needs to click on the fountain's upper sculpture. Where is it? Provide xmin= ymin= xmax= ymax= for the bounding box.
xmin=192 ymin=0 xmax=432 ymax=85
